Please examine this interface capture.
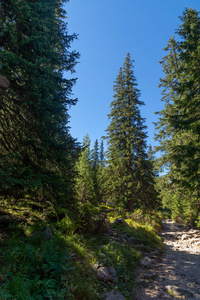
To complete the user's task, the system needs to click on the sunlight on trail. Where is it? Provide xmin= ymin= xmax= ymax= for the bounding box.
xmin=134 ymin=219 xmax=200 ymax=299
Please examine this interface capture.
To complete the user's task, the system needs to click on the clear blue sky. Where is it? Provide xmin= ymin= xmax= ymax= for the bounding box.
xmin=65 ymin=0 xmax=200 ymax=149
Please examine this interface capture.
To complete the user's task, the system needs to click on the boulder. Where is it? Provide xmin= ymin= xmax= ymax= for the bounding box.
xmin=97 ymin=266 xmax=118 ymax=283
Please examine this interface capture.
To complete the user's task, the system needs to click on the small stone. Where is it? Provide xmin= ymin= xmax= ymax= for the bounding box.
xmin=135 ymin=278 xmax=143 ymax=283
xmin=140 ymin=256 xmax=151 ymax=267
xmin=92 ymin=263 xmax=100 ymax=271
xmin=104 ymin=290 xmax=125 ymax=300
xmin=181 ymin=234 xmax=190 ymax=241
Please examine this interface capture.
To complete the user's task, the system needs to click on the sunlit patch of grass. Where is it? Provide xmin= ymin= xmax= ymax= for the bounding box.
xmin=107 ymin=209 xmax=164 ymax=251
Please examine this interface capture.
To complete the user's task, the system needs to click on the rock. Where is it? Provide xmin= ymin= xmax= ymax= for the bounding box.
xmin=135 ymin=278 xmax=144 ymax=283
xmin=43 ymin=225 xmax=52 ymax=240
xmin=140 ymin=256 xmax=151 ymax=267
xmin=104 ymin=290 xmax=125 ymax=300
xmin=111 ymin=218 xmax=129 ymax=227
xmin=0 ymin=75 xmax=10 ymax=88
xmin=181 ymin=234 xmax=190 ymax=240
xmin=166 ymin=285 xmax=194 ymax=298
xmin=97 ymin=266 xmax=118 ymax=282
xmin=30 ymin=225 xmax=52 ymax=240
xmin=92 ymin=262 xmax=100 ymax=271
xmin=139 ymin=272 xmax=157 ymax=279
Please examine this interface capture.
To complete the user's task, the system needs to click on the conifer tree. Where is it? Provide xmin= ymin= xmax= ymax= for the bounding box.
xmin=100 ymin=140 xmax=105 ymax=166
xmin=91 ymin=139 xmax=99 ymax=169
xmin=91 ymin=139 xmax=101 ymax=200
xmin=155 ymin=8 xmax=200 ymax=222
xmin=75 ymin=135 xmax=96 ymax=203
xmin=0 ymin=0 xmax=79 ymax=203
xmin=105 ymin=53 xmax=158 ymax=210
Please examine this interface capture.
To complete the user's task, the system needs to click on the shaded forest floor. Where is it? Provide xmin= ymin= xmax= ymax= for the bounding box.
xmin=134 ymin=220 xmax=200 ymax=299
xmin=1 ymin=199 xmax=200 ymax=299
xmin=0 ymin=200 xmax=163 ymax=299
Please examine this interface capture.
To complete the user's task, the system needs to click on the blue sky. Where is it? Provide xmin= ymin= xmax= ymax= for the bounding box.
xmin=65 ymin=0 xmax=200 ymax=149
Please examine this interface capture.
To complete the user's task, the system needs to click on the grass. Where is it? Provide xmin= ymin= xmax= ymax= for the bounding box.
xmin=0 ymin=199 xmax=164 ymax=299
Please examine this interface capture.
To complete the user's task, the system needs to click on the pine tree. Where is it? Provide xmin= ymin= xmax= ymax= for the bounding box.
xmin=105 ymin=53 xmax=157 ymax=210
xmin=0 ymin=0 xmax=79 ymax=203
xmin=155 ymin=8 xmax=200 ymax=222
xmin=75 ymin=134 xmax=96 ymax=203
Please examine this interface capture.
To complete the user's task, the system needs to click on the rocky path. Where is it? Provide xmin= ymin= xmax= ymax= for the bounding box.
xmin=134 ymin=220 xmax=200 ymax=299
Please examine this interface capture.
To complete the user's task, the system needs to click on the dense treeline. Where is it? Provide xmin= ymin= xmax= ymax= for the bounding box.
xmin=0 ymin=0 xmax=79 ymax=206
xmin=155 ymin=8 xmax=200 ymax=226
xmin=74 ymin=54 xmax=159 ymax=214
xmin=1 ymin=3 xmax=200 ymax=299
xmin=0 ymin=1 xmax=199 ymax=227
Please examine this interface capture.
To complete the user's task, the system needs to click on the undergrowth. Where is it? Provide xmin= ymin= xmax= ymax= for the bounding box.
xmin=0 ymin=199 xmax=163 ymax=299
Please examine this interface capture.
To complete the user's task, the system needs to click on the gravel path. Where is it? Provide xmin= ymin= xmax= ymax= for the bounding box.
xmin=134 ymin=219 xmax=200 ymax=299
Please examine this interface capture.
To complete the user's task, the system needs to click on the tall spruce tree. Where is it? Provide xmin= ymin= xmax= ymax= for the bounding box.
xmin=155 ymin=8 xmax=200 ymax=222
xmin=105 ymin=53 xmax=158 ymax=210
xmin=0 ymin=0 xmax=79 ymax=203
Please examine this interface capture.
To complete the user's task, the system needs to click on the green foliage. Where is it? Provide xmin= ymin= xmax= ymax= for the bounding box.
xmin=107 ymin=209 xmax=163 ymax=250
xmin=91 ymin=139 xmax=102 ymax=201
xmin=155 ymin=8 xmax=200 ymax=224
xmin=0 ymin=234 xmax=72 ymax=299
xmin=104 ymin=53 xmax=159 ymax=210
xmin=100 ymin=140 xmax=105 ymax=166
xmin=75 ymin=134 xmax=96 ymax=203
xmin=195 ymin=216 xmax=200 ymax=229
xmin=0 ymin=0 xmax=79 ymax=204
xmin=0 ymin=199 xmax=164 ymax=300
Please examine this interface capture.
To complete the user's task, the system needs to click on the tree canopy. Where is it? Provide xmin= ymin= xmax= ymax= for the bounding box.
xmin=0 ymin=0 xmax=79 ymax=204
xmin=104 ymin=53 xmax=158 ymax=210
xmin=155 ymin=8 xmax=200 ymax=223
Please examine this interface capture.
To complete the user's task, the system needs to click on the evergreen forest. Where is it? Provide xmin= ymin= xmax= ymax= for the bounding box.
xmin=0 ymin=1 xmax=199 ymax=299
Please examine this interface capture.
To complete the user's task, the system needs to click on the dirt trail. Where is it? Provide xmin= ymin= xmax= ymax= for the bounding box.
xmin=134 ymin=220 xmax=200 ymax=299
